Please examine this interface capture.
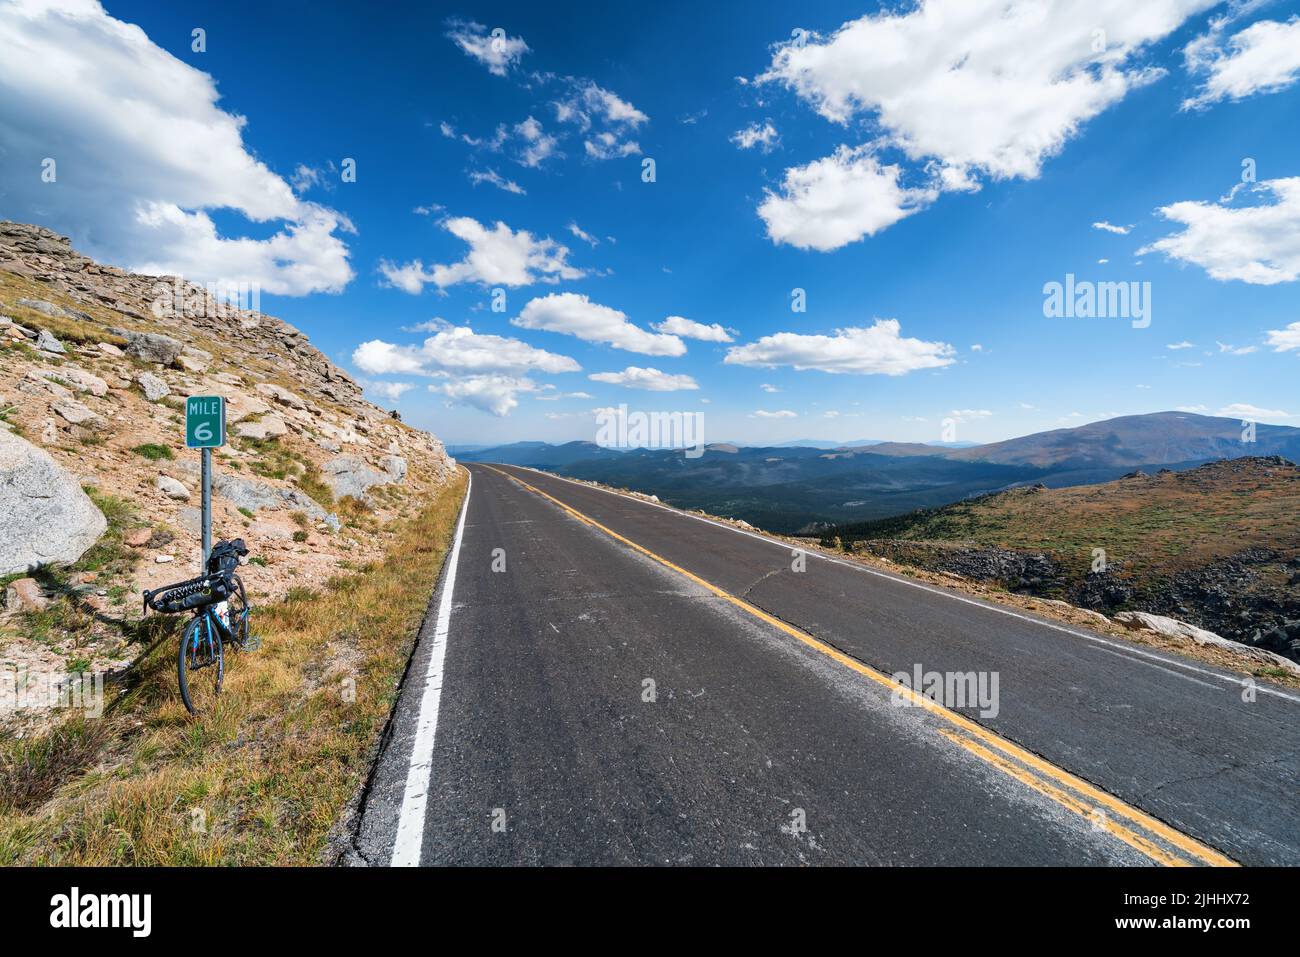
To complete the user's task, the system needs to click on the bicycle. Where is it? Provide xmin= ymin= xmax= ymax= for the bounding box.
xmin=142 ymin=538 xmax=258 ymax=715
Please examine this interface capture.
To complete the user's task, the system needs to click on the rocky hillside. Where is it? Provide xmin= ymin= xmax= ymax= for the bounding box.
xmin=0 ymin=221 xmax=455 ymax=723
xmin=828 ymin=457 xmax=1300 ymax=662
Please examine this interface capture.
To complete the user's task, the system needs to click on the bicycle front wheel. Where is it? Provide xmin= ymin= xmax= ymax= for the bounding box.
xmin=178 ymin=615 xmax=224 ymax=715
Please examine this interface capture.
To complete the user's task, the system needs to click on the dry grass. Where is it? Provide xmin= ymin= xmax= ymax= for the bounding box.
xmin=837 ymin=460 xmax=1300 ymax=577
xmin=0 ymin=470 xmax=466 ymax=865
xmin=0 ymin=271 xmax=128 ymax=345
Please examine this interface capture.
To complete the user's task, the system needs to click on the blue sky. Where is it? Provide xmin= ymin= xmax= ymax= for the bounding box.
xmin=1 ymin=0 xmax=1298 ymax=447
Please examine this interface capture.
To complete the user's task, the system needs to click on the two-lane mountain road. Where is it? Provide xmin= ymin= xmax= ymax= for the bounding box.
xmin=351 ymin=463 xmax=1299 ymax=866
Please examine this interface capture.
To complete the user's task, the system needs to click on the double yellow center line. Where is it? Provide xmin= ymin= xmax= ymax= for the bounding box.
xmin=483 ymin=465 xmax=1238 ymax=867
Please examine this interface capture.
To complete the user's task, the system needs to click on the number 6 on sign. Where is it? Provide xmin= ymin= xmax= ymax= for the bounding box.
xmin=185 ymin=395 xmax=226 ymax=449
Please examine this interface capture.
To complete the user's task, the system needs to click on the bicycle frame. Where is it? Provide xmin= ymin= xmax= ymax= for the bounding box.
xmin=190 ymin=593 xmax=250 ymax=658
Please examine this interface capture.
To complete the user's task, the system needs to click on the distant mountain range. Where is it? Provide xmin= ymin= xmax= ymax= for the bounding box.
xmin=456 ymin=412 xmax=1300 ymax=533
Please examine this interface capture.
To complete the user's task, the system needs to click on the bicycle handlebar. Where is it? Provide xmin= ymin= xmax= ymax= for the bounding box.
xmin=143 ymin=571 xmax=243 ymax=614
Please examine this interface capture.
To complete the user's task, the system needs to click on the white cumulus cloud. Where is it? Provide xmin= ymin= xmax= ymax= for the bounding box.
xmin=588 ymin=367 xmax=700 ymax=391
xmin=652 ymin=316 xmax=733 ymax=342
xmin=757 ymin=146 xmax=935 ymax=251
xmin=1139 ymin=178 xmax=1300 ymax=284
xmin=379 ymin=216 xmax=585 ymax=293
xmin=352 ymin=324 xmax=580 ymax=377
xmin=753 ymin=1 xmax=1215 ymax=245
xmin=753 ymin=410 xmax=797 ymax=419
xmin=1183 ymin=16 xmax=1300 ymax=109
xmin=363 ymin=381 xmax=415 ymax=404
xmin=433 ymin=374 xmax=540 ymax=417
xmin=759 ymin=0 xmax=1212 ymax=182
xmin=513 ymin=293 xmax=686 ymax=356
xmin=725 ymin=319 xmax=955 ymax=375
xmin=0 ymin=0 xmax=355 ymax=296
xmin=1265 ymin=321 xmax=1300 ymax=352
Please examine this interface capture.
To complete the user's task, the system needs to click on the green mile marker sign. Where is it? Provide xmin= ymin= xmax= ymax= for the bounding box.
xmin=185 ymin=395 xmax=226 ymax=449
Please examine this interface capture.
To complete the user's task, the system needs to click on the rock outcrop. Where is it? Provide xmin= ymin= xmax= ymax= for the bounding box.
xmin=0 ymin=428 xmax=107 ymax=574
xmin=0 ymin=221 xmax=366 ymax=408
xmin=322 ymin=455 xmax=391 ymax=500
xmin=0 ymin=219 xmax=457 ymax=718
xmin=1115 ymin=611 xmax=1300 ymax=676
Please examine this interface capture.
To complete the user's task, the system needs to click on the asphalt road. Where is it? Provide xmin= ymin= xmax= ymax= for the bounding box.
xmin=351 ymin=463 xmax=1300 ymax=866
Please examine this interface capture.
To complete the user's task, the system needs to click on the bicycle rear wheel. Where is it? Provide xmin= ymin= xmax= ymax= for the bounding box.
xmin=178 ymin=615 xmax=224 ymax=715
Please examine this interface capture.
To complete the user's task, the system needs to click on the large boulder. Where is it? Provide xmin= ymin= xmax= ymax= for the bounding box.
xmin=135 ymin=371 xmax=170 ymax=402
xmin=1115 ymin=611 xmax=1300 ymax=675
xmin=0 ymin=428 xmax=107 ymax=574
xmin=235 ymin=415 xmax=288 ymax=440
xmin=175 ymin=345 xmax=212 ymax=373
xmin=322 ymin=455 xmax=388 ymax=500
xmin=379 ymin=455 xmax=407 ymax=483
xmin=156 ymin=474 xmax=190 ymax=500
xmin=28 ymin=366 xmax=108 ymax=397
xmin=122 ymin=331 xmax=183 ymax=365
xmin=174 ymin=459 xmax=327 ymax=520
xmin=17 ymin=297 xmax=91 ymax=321
xmin=52 ymin=397 xmax=102 ymax=427
xmin=35 ymin=329 xmax=66 ymax=354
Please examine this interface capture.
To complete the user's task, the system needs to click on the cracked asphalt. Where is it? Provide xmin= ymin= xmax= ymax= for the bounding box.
xmin=350 ymin=463 xmax=1300 ymax=866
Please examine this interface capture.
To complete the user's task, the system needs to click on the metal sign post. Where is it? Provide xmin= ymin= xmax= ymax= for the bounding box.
xmin=201 ymin=447 xmax=212 ymax=570
xmin=185 ymin=395 xmax=226 ymax=573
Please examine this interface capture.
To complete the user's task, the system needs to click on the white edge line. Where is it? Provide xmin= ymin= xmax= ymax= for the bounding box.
xmin=390 ymin=468 xmax=473 ymax=867
xmin=500 ymin=464 xmax=1300 ymax=705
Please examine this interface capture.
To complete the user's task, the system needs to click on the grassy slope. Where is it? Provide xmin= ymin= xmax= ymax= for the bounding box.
xmin=0 ymin=470 xmax=465 ymax=865
xmin=835 ymin=460 xmax=1300 ymax=578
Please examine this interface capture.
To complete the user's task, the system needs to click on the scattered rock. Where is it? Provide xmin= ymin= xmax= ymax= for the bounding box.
xmin=379 ymin=454 xmax=407 ymax=483
xmin=175 ymin=345 xmax=212 ymax=373
xmin=17 ymin=297 xmax=90 ymax=321
xmin=256 ymin=382 xmax=307 ymax=410
xmin=1246 ymin=620 xmax=1300 ymax=664
xmin=318 ymin=421 xmax=362 ymax=445
xmin=97 ymin=341 xmax=124 ymax=357
xmin=52 ymin=397 xmax=102 ymax=427
xmin=35 ymin=329 xmax=66 ymax=354
xmin=155 ymin=554 xmax=175 ymax=564
xmin=4 ymin=577 xmax=47 ymax=613
xmin=0 ymin=428 xmax=107 ymax=574
xmin=225 ymin=393 xmax=271 ymax=423
xmin=174 ymin=460 xmax=327 ymax=520
xmin=156 ymin=475 xmax=190 ymax=500
xmin=123 ymin=528 xmax=152 ymax=547
xmin=135 ymin=371 xmax=170 ymax=402
xmin=28 ymin=366 xmax=108 ymax=397
xmin=123 ymin=331 xmax=183 ymax=365
xmin=235 ymin=415 xmax=289 ymax=440
xmin=322 ymin=455 xmax=388 ymax=500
